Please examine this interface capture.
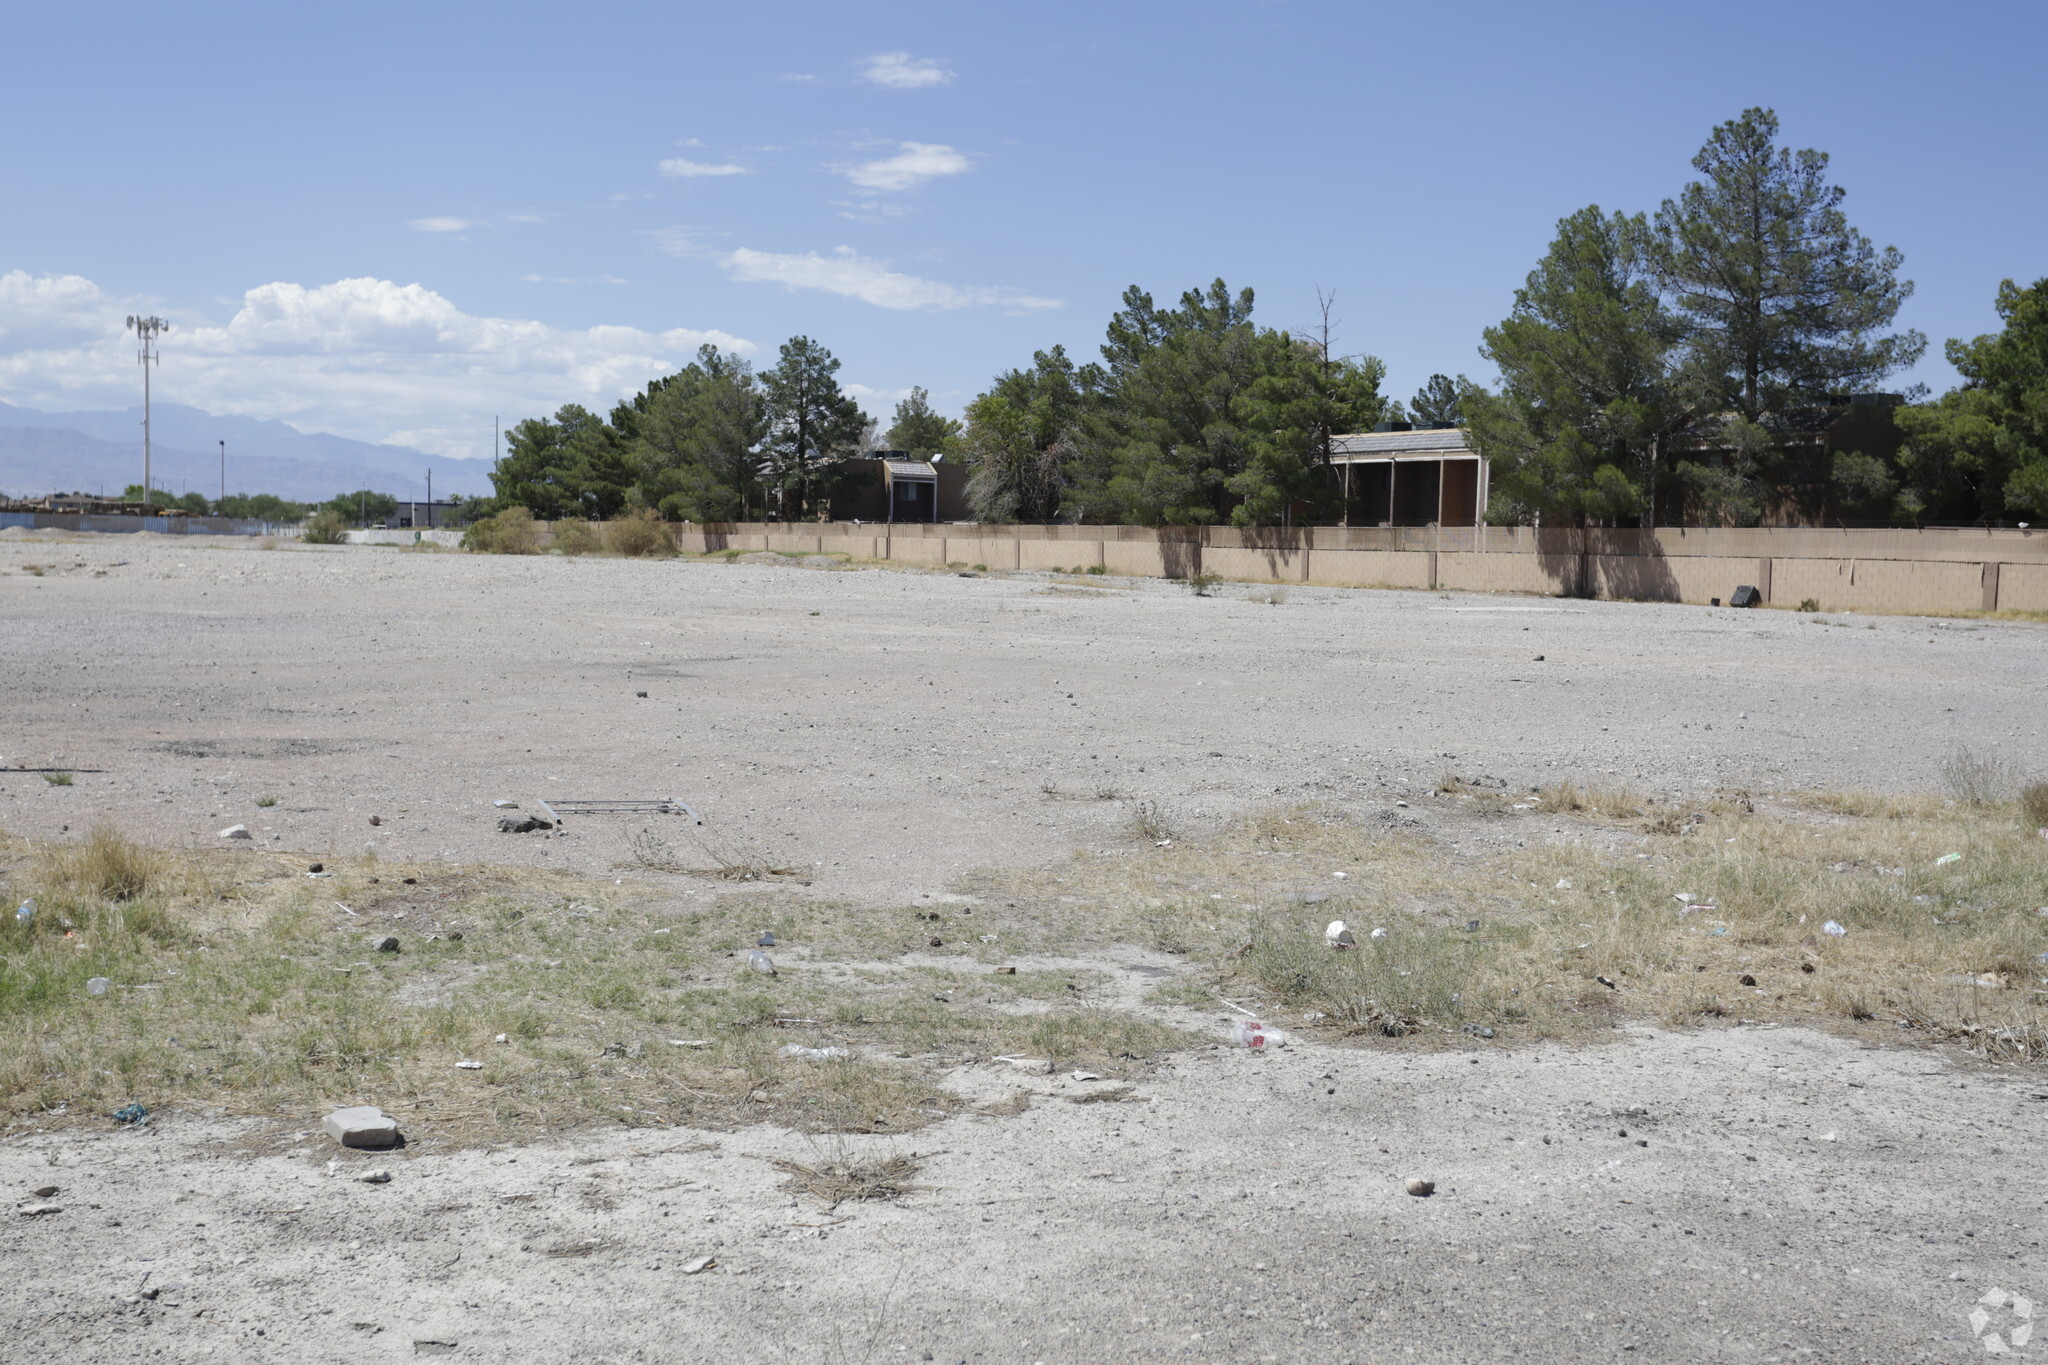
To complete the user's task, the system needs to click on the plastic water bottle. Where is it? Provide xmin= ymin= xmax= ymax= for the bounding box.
xmin=747 ymin=950 xmax=777 ymax=977
xmin=15 ymin=899 xmax=33 ymax=924
xmin=1230 ymin=1020 xmax=1290 ymax=1048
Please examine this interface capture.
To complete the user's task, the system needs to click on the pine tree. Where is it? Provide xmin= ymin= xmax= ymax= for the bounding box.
xmin=760 ymin=337 xmax=866 ymax=519
xmin=883 ymin=386 xmax=963 ymax=457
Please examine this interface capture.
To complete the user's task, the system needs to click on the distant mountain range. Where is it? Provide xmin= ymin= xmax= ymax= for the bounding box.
xmin=0 ymin=400 xmax=496 ymax=503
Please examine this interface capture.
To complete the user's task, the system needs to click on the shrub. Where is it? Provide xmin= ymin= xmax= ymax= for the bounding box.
xmin=549 ymin=520 xmax=603 ymax=556
xmin=1186 ymin=571 xmax=1222 ymax=597
xmin=2019 ymin=781 xmax=2048 ymax=829
xmin=1797 ymin=597 xmax=1821 ymax=612
xmin=1941 ymin=744 xmax=2011 ymax=807
xmin=300 ymin=509 xmax=349 ymax=544
xmin=1086 ymin=564 xmax=1107 ymax=575
xmin=607 ymin=509 xmax=675 ymax=558
xmin=462 ymin=507 xmax=544 ymax=554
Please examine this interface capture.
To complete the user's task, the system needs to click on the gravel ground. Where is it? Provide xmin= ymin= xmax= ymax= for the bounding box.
xmin=3 ymin=533 xmax=2046 ymax=1363
xmin=1 ymin=534 xmax=2042 ymax=902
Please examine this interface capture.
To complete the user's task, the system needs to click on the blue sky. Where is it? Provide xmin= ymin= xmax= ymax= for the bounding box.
xmin=2 ymin=0 xmax=2043 ymax=464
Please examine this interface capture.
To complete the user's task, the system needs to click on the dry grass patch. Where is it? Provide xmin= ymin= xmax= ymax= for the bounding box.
xmin=771 ymin=1151 xmax=923 ymax=1208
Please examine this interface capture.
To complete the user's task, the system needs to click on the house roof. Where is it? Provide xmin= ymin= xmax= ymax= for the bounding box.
xmin=883 ymin=461 xmax=937 ymax=482
xmin=1329 ymin=428 xmax=1474 ymax=460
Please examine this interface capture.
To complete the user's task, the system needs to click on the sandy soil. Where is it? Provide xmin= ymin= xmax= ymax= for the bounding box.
xmin=3 ymin=535 xmax=2046 ymax=1362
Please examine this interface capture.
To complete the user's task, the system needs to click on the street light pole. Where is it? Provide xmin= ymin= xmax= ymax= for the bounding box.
xmin=125 ymin=315 xmax=169 ymax=514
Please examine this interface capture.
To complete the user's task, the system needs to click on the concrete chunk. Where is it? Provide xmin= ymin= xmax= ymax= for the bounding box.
xmin=322 ymin=1105 xmax=400 ymax=1149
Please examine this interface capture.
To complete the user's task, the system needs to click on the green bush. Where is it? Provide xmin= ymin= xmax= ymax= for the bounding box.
xmin=549 ymin=520 xmax=603 ymax=556
xmin=300 ymin=509 xmax=350 ymax=544
xmin=606 ymin=509 xmax=675 ymax=558
xmin=462 ymin=507 xmax=545 ymax=555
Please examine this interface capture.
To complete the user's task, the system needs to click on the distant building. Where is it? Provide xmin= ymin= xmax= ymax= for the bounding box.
xmin=828 ymin=453 xmax=967 ymax=523
xmin=394 ymin=499 xmax=463 ymax=529
xmin=1327 ymin=425 xmax=1486 ymax=527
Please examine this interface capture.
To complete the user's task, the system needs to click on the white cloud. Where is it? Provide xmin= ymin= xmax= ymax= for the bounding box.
xmin=659 ymin=158 xmax=748 ymax=179
xmin=776 ymin=73 xmax=819 ymax=83
xmin=409 ymin=216 xmax=483 ymax=233
xmin=0 ymin=270 xmax=752 ymax=458
xmin=719 ymin=247 xmax=1058 ymax=313
xmin=860 ymin=52 xmax=953 ymax=89
xmin=843 ymin=142 xmax=970 ymax=193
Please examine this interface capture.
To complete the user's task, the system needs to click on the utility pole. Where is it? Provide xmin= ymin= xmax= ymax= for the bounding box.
xmin=218 ymin=439 xmax=225 ymax=510
xmin=126 ymin=315 xmax=169 ymax=513
xmin=426 ymin=469 xmax=433 ymax=529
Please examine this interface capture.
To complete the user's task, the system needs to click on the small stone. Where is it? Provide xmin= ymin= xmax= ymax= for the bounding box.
xmin=218 ymin=824 xmax=252 ymax=841
xmin=1003 ymin=1057 xmax=1054 ymax=1074
xmin=375 ymin=936 xmax=400 ymax=953
xmin=1404 ymin=1179 xmax=1435 ymax=1197
xmin=358 ymin=1169 xmax=392 ymax=1184
xmin=31 ymin=1185 xmax=56 ymax=1198
xmin=493 ymin=800 xmax=518 ymax=809
xmin=995 ymin=966 xmax=1016 ymax=975
xmin=636 ymin=691 xmax=648 ymax=698
xmin=928 ymin=937 xmax=943 ymax=948
xmin=1738 ymin=973 xmax=1757 ymax=987
xmin=368 ymin=815 xmax=381 ymax=827
xmin=308 ymin=863 xmax=324 ymax=874
xmin=322 ymin=1106 xmax=400 ymax=1149
xmin=494 ymin=1033 xmax=509 ymax=1044
xmin=757 ymin=932 xmax=776 ymax=947
xmin=680 ymin=1255 xmax=717 ymax=1275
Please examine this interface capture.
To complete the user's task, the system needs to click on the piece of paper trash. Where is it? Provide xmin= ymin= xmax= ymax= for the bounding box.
xmin=455 ymin=1060 xmax=484 ymax=1070
xmin=1822 ymin=920 xmax=1848 ymax=936
xmin=1934 ymin=852 xmax=1962 ymax=866
xmin=1674 ymin=893 xmax=1696 ymax=904
xmin=1555 ymin=879 xmax=1572 ymax=890
xmin=680 ymin=1255 xmax=717 ymax=1275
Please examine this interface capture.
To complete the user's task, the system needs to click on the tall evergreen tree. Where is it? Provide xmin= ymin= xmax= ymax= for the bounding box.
xmin=883 ymin=386 xmax=963 ymax=457
xmin=1654 ymin=107 xmax=1924 ymax=519
xmin=1408 ymin=374 xmax=1467 ymax=426
xmin=1465 ymin=206 xmax=1697 ymax=528
xmin=1895 ymin=277 xmax=2048 ymax=522
xmin=492 ymin=404 xmax=631 ymax=520
xmin=760 ymin=337 xmax=866 ymax=519
xmin=617 ymin=345 xmax=768 ymax=520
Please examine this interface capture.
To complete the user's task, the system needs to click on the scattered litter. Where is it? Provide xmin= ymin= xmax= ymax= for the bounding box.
xmin=494 ymin=1033 xmax=510 ymax=1044
xmin=779 ymin=1045 xmax=851 ymax=1061
xmin=16 ymin=1203 xmax=62 ymax=1217
xmin=358 ymin=1169 xmax=392 ymax=1184
xmin=1933 ymin=852 xmax=1962 ymax=866
xmin=537 ymin=797 xmax=702 ymax=826
xmin=493 ymin=800 xmax=519 ymax=809
xmin=1594 ymin=976 xmax=1620 ymax=990
xmin=455 ymin=1060 xmax=484 ymax=1070
xmin=1324 ymin=920 xmax=1355 ymax=949
xmin=996 ymin=1055 xmax=1055 ymax=1074
xmin=1461 ymin=1023 xmax=1495 ymax=1038
xmin=1369 ymin=927 xmax=1388 ymax=940
xmin=978 ymin=933 xmax=998 ymax=943
xmin=1404 ymin=1179 xmax=1436 ymax=1197
xmin=1674 ymin=893 xmax=1696 ymax=904
xmin=668 ymin=1039 xmax=711 ymax=1048
xmin=218 ymin=824 xmax=252 ymax=841
xmin=757 ymin=931 xmax=776 ymax=948
xmin=15 ymin=899 xmax=33 ymax=923
xmin=322 ymin=1105 xmax=400 ymax=1149
xmin=85 ymin=977 xmax=109 ymax=996
xmin=497 ymin=816 xmax=553 ymax=834
xmin=306 ymin=871 xmax=332 ymax=879
xmin=111 ymin=1103 xmax=149 ymax=1127
xmin=1332 ymin=871 xmax=1348 ymax=879
xmin=746 ymin=950 xmax=777 ymax=977
xmin=680 ymin=1255 xmax=718 ymax=1275
xmin=1069 ymin=1070 xmax=1104 ymax=1082
xmin=1464 ymin=919 xmax=1481 ymax=933
xmin=1229 ymin=1020 xmax=1290 ymax=1049
xmin=994 ymin=966 xmax=1017 ymax=975
xmin=1555 ymin=879 xmax=1572 ymax=890
xmin=334 ymin=901 xmax=358 ymax=916
xmin=1822 ymin=920 xmax=1848 ymax=937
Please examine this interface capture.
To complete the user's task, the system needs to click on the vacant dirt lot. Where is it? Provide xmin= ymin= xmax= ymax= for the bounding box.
xmin=3 ymin=534 xmax=2045 ymax=1363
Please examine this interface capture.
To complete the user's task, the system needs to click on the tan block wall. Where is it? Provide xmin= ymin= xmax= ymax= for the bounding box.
xmin=1102 ymin=540 xmax=1176 ymax=577
xmin=1998 ymin=562 xmax=2048 ymax=612
xmin=942 ymin=537 xmax=1022 ymax=570
xmin=1588 ymin=554 xmax=1762 ymax=603
xmin=885 ymin=535 xmax=949 ymax=565
xmin=817 ymin=534 xmax=879 ymax=559
xmin=1202 ymin=545 xmax=1308 ymax=583
xmin=1305 ymin=549 xmax=1434 ymax=589
xmin=1438 ymin=552 xmax=1577 ymax=596
xmin=763 ymin=533 xmax=820 ymax=554
xmin=1017 ymin=539 xmax=1099 ymax=571
xmin=1770 ymin=557 xmax=1984 ymax=614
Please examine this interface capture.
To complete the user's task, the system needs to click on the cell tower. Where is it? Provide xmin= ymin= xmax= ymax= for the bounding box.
xmin=125 ymin=315 xmax=169 ymax=513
